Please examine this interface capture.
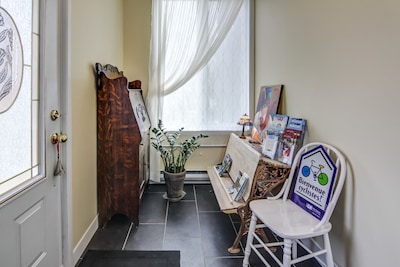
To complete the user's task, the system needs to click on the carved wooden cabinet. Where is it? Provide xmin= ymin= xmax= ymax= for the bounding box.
xmin=95 ymin=63 xmax=149 ymax=227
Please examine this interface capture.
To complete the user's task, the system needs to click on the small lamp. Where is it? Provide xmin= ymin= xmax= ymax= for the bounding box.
xmin=237 ymin=113 xmax=253 ymax=139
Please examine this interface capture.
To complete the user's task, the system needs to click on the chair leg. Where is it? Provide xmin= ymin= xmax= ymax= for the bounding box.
xmin=282 ymin=238 xmax=293 ymax=267
xmin=242 ymin=214 xmax=257 ymax=267
xmin=324 ymin=234 xmax=334 ymax=267
xmin=292 ymin=239 xmax=297 ymax=259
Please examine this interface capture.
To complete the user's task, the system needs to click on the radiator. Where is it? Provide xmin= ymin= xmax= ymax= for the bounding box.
xmin=154 ymin=170 xmax=210 ymax=184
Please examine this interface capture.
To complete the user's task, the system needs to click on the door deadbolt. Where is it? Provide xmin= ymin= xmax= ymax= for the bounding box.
xmin=50 ymin=110 xmax=60 ymax=121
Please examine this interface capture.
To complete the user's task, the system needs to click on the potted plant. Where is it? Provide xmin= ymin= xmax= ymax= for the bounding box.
xmin=151 ymin=119 xmax=208 ymax=201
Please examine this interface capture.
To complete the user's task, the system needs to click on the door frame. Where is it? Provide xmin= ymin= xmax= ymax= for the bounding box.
xmin=61 ymin=0 xmax=73 ymax=266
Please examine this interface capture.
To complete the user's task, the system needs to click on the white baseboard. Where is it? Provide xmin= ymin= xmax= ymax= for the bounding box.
xmin=72 ymin=214 xmax=98 ymax=266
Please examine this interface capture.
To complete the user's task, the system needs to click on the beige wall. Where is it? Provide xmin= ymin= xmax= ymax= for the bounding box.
xmin=255 ymin=1 xmax=400 ymax=266
xmin=71 ymin=0 xmax=124 ymax=247
xmin=70 ymin=0 xmax=151 ymax=254
xmin=70 ymin=0 xmax=400 ymax=266
xmin=123 ymin=0 xmax=152 ymax=98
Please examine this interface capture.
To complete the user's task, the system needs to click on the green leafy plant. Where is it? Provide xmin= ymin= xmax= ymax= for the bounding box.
xmin=151 ymin=119 xmax=208 ymax=173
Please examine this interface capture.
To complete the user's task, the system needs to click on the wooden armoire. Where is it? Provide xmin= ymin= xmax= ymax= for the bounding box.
xmin=95 ymin=63 xmax=149 ymax=227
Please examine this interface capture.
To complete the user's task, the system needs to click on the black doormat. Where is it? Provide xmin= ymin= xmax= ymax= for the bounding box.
xmin=78 ymin=250 xmax=180 ymax=267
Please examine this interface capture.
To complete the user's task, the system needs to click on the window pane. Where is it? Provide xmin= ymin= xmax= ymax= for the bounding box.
xmin=163 ymin=0 xmax=251 ymax=131
xmin=0 ymin=66 xmax=31 ymax=183
xmin=0 ymin=0 xmax=39 ymax=197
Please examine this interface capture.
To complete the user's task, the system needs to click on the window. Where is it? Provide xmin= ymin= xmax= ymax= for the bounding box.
xmin=162 ymin=0 xmax=252 ymax=131
xmin=0 ymin=0 xmax=40 ymax=196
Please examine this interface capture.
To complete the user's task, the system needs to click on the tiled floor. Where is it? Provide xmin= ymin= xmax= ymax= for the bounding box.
xmin=77 ymin=184 xmax=321 ymax=267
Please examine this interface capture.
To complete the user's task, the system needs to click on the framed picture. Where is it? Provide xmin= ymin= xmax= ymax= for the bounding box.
xmin=251 ymin=85 xmax=283 ymax=142
xmin=128 ymin=89 xmax=151 ymax=138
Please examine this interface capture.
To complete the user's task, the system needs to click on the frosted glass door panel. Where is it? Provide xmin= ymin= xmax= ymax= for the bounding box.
xmin=0 ymin=0 xmax=40 ymax=199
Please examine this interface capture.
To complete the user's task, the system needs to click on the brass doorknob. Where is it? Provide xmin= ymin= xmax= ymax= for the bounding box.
xmin=51 ymin=133 xmax=68 ymax=144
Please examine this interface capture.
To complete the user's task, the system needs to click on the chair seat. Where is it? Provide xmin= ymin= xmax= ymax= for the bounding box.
xmin=250 ymin=199 xmax=332 ymax=239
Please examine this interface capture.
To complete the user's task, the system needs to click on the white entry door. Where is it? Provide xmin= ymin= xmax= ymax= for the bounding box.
xmin=0 ymin=0 xmax=65 ymax=266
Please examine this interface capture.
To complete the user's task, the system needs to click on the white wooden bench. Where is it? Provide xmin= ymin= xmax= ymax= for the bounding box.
xmin=207 ymin=133 xmax=291 ymax=253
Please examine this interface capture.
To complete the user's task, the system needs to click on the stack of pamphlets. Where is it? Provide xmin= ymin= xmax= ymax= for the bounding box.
xmin=216 ymin=153 xmax=232 ymax=176
xmin=262 ymin=114 xmax=289 ymax=159
xmin=276 ymin=117 xmax=307 ymax=166
xmin=228 ymin=171 xmax=249 ymax=201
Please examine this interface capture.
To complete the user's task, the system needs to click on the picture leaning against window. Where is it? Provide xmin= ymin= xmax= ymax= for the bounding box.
xmin=162 ymin=0 xmax=252 ymax=131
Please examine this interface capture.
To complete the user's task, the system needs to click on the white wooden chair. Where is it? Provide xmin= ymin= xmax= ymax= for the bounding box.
xmin=242 ymin=142 xmax=347 ymax=267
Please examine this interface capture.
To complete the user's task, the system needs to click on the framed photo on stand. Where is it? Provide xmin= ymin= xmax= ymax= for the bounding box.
xmin=251 ymin=85 xmax=283 ymax=143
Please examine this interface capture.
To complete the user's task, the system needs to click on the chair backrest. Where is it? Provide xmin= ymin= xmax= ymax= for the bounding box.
xmin=282 ymin=142 xmax=347 ymax=228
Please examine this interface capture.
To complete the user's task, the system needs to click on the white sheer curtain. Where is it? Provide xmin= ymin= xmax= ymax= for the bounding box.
xmin=146 ymin=0 xmax=244 ymax=182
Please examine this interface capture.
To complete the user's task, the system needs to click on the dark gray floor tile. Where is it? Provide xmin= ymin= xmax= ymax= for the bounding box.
xmin=181 ymin=184 xmax=195 ymax=200
xmin=86 ymin=214 xmax=132 ymax=250
xmin=124 ymin=223 xmax=165 ymax=250
xmin=229 ymin=213 xmax=241 ymax=223
xmin=145 ymin=183 xmax=166 ymax=192
xmin=139 ymin=191 xmax=168 ymax=223
xmin=80 ymin=183 xmax=322 ymax=267
xmin=103 ymin=213 xmax=132 ymax=230
xmin=296 ymin=258 xmax=322 ymax=267
xmin=165 ymin=201 xmax=200 ymax=239
xmin=85 ymin=230 xmax=126 ymax=251
xmin=205 ymin=256 xmax=244 ymax=267
xmin=195 ymin=184 xmax=220 ymax=212
xmin=199 ymin=212 xmax=237 ymax=257
xmin=163 ymin=238 xmax=204 ymax=267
